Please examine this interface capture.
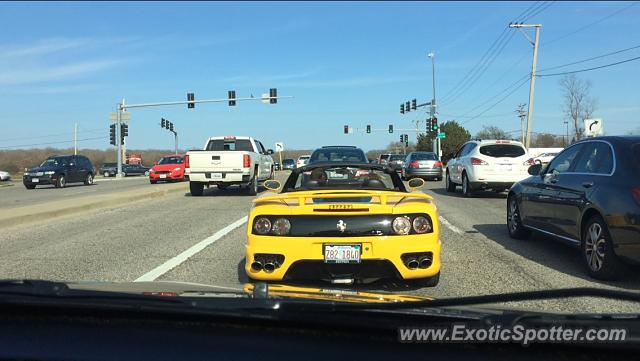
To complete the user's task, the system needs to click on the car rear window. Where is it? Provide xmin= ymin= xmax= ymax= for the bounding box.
xmin=310 ymin=149 xmax=366 ymax=163
xmin=479 ymin=144 xmax=526 ymax=158
xmin=389 ymin=155 xmax=405 ymax=161
xmin=206 ymin=139 xmax=253 ymax=151
xmin=413 ymin=153 xmax=437 ymax=160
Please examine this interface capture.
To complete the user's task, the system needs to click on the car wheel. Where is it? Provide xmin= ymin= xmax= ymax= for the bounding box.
xmin=25 ymin=184 xmax=36 ymax=190
xmin=84 ymin=173 xmax=94 ymax=185
xmin=445 ymin=172 xmax=456 ymax=192
xmin=507 ymin=195 xmax=530 ymax=239
xmin=407 ymin=272 xmax=440 ymax=288
xmin=56 ymin=175 xmax=66 ymax=188
xmin=581 ymin=215 xmax=625 ymax=280
xmin=246 ymin=175 xmax=258 ymax=196
xmin=462 ymin=173 xmax=473 ymax=197
xmin=103 ymin=171 xmax=110 ymax=177
xmin=217 ymin=184 xmax=228 ymax=190
xmin=189 ymin=182 xmax=204 ymax=196
xmin=150 ymin=180 xmax=157 ymax=184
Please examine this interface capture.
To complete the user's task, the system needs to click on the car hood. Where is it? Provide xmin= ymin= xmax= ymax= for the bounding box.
xmin=27 ymin=166 xmax=61 ymax=173
xmin=152 ymin=164 xmax=183 ymax=172
xmin=67 ymin=281 xmax=430 ymax=304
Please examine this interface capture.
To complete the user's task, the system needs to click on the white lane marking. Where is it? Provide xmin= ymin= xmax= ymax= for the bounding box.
xmin=135 ymin=216 xmax=248 ymax=282
xmin=439 ymin=215 xmax=463 ymax=235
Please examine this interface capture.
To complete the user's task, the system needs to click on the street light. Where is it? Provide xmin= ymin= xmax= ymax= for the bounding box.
xmin=427 ymin=51 xmax=439 ymax=157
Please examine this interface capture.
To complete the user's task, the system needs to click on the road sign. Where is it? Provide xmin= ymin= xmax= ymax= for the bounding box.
xmin=109 ymin=112 xmax=131 ymax=121
xmin=584 ymin=118 xmax=603 ymax=137
xmin=275 ymin=142 xmax=284 ymax=152
xmin=437 ymin=132 xmax=446 ymax=139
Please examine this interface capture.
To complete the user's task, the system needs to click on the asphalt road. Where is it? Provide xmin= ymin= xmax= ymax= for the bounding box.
xmin=1 ymin=171 xmax=639 ymax=314
xmin=0 ymin=175 xmax=153 ymax=210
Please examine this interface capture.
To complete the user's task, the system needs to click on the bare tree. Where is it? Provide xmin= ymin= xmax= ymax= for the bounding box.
xmin=559 ymin=74 xmax=597 ymax=140
xmin=475 ymin=125 xmax=511 ymax=140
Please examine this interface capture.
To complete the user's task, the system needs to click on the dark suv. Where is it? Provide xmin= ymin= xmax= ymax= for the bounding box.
xmin=23 ymin=155 xmax=96 ymax=189
xmin=308 ymin=146 xmax=368 ymax=164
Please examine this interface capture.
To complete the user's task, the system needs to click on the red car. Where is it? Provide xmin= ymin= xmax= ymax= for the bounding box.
xmin=149 ymin=154 xmax=186 ymax=184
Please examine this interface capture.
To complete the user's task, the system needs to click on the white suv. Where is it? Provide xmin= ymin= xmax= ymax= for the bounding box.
xmin=445 ymin=139 xmax=533 ymax=197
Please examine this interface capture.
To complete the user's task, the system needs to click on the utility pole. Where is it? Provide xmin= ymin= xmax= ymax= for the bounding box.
xmin=564 ymin=120 xmax=569 ymax=147
xmin=74 ymin=123 xmax=78 ymax=155
xmin=516 ymin=103 xmax=527 ymax=144
xmin=116 ymin=99 xmax=124 ymax=178
xmin=428 ymin=51 xmax=440 ymax=158
xmin=510 ymin=23 xmax=541 ymax=149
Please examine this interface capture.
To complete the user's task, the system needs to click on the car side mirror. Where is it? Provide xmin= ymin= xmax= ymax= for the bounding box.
xmin=528 ymin=163 xmax=543 ymax=176
xmin=267 ymin=149 xmax=274 ymax=155
xmin=264 ymin=180 xmax=281 ymax=192
xmin=407 ymin=178 xmax=425 ymax=191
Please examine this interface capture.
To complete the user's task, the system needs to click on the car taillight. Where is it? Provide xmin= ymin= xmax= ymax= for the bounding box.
xmin=632 ymin=187 xmax=640 ymax=205
xmin=471 ymin=157 xmax=488 ymax=165
xmin=410 ymin=161 xmax=419 ymax=168
xmin=184 ymin=155 xmax=190 ymax=168
xmin=243 ymin=154 xmax=251 ymax=168
xmin=434 ymin=161 xmax=443 ymax=167
xmin=523 ymin=158 xmax=535 ymax=166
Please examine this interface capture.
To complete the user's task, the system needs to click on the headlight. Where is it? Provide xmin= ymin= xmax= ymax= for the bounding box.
xmin=412 ymin=216 xmax=432 ymax=234
xmin=44 ymin=171 xmax=55 ymax=175
xmin=271 ymin=218 xmax=291 ymax=236
xmin=172 ymin=167 xmax=181 ymax=172
xmin=253 ymin=217 xmax=272 ymax=235
xmin=392 ymin=216 xmax=412 ymax=235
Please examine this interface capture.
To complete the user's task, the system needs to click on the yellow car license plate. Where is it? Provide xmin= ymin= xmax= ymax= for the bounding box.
xmin=323 ymin=244 xmax=361 ymax=264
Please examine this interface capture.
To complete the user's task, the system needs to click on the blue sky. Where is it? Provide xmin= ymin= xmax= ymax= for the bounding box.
xmin=0 ymin=1 xmax=639 ymax=152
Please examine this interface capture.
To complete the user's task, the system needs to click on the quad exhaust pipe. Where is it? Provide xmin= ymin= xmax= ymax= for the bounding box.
xmin=404 ymin=254 xmax=433 ymax=270
xmin=406 ymin=258 xmax=420 ymax=270
xmin=250 ymin=261 xmax=263 ymax=271
xmin=263 ymin=262 xmax=276 ymax=273
xmin=418 ymin=255 xmax=432 ymax=269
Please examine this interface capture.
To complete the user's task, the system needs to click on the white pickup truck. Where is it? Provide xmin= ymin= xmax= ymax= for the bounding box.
xmin=185 ymin=136 xmax=275 ymax=196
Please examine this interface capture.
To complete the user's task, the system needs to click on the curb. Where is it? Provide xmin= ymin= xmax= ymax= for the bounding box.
xmin=0 ymin=184 xmax=187 ymax=229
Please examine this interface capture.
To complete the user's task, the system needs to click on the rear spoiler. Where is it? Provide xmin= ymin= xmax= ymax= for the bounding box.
xmin=253 ymin=191 xmax=432 ymax=207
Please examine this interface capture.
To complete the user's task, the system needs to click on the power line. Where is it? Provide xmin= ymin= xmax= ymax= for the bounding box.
xmin=457 ymin=74 xmax=530 ymax=118
xmin=461 ymin=77 xmax=530 ymax=124
xmin=0 ymin=136 xmax=105 ymax=150
xmin=538 ymin=43 xmax=640 ymax=72
xmin=522 ymin=1 xmax=555 ymax=21
xmin=0 ymin=128 xmax=104 ymax=142
xmin=543 ymin=2 xmax=639 ymax=46
xmin=537 ymin=55 xmax=640 ymax=77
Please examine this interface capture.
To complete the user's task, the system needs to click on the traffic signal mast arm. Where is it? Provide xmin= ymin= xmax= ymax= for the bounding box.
xmin=119 ymin=94 xmax=293 ymax=110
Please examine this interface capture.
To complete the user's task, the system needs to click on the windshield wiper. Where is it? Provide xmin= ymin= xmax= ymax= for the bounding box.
xmin=333 ymin=287 xmax=640 ymax=310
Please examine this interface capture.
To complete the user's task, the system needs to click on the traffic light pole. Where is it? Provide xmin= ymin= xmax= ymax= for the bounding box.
xmin=174 ymin=131 xmax=178 ymax=155
xmin=116 ymin=101 xmax=123 ymax=178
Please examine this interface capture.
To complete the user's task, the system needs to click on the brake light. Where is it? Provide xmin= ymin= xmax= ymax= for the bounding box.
xmin=410 ymin=161 xmax=419 ymax=168
xmin=471 ymin=157 xmax=488 ymax=165
xmin=434 ymin=161 xmax=443 ymax=167
xmin=224 ymin=136 xmax=236 ymax=140
xmin=523 ymin=158 xmax=535 ymax=166
xmin=632 ymin=187 xmax=640 ymax=205
xmin=243 ymin=154 xmax=251 ymax=168
xmin=495 ymin=140 xmax=511 ymax=144
xmin=184 ymin=155 xmax=190 ymax=168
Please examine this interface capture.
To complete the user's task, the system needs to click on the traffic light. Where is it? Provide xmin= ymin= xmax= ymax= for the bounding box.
xmin=411 ymin=99 xmax=417 ymax=110
xmin=161 ymin=118 xmax=166 ymax=128
xmin=228 ymin=90 xmax=236 ymax=106
xmin=169 ymin=122 xmax=174 ymax=132
xmin=400 ymin=103 xmax=405 ymax=114
xmin=400 ymin=134 xmax=403 ymax=142
xmin=432 ymin=118 xmax=438 ymax=132
xmin=366 ymin=125 xmax=371 ymax=133
xmin=404 ymin=134 xmax=409 ymax=146
xmin=109 ymin=124 xmax=116 ymax=145
xmin=120 ymin=123 xmax=128 ymax=143
xmin=426 ymin=118 xmax=432 ymax=133
xmin=187 ymin=93 xmax=195 ymax=109
xmin=405 ymin=101 xmax=411 ymax=113
xmin=388 ymin=124 xmax=393 ymax=133
xmin=270 ymin=88 xmax=277 ymax=104
xmin=344 ymin=125 xmax=349 ymax=134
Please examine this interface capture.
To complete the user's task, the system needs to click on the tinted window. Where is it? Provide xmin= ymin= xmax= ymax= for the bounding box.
xmin=158 ymin=156 xmax=184 ymax=164
xmin=309 ymin=149 xmax=367 ymax=163
xmin=479 ymin=144 xmax=525 ymax=158
xmin=283 ymin=159 xmax=295 ymax=165
xmin=412 ymin=153 xmax=437 ymax=161
xmin=284 ymin=166 xmax=405 ymax=192
xmin=546 ymin=144 xmax=583 ymax=175
xmin=632 ymin=143 xmax=640 ymax=171
xmin=379 ymin=154 xmax=390 ymax=161
xmin=206 ymin=139 xmax=253 ymax=151
xmin=256 ymin=141 xmax=266 ymax=154
xmin=573 ymin=142 xmax=613 ymax=174
xmin=389 ymin=155 xmax=405 ymax=161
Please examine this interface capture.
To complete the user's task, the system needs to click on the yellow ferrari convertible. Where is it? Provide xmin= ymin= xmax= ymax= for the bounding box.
xmin=244 ymin=162 xmax=441 ymax=286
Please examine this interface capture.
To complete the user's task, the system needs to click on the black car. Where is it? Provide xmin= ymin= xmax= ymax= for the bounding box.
xmin=23 ymin=155 xmax=96 ymax=189
xmin=507 ymin=136 xmax=640 ymax=280
xmin=308 ymin=146 xmax=368 ymax=164
xmin=122 ymin=163 xmax=150 ymax=177
xmin=282 ymin=158 xmax=296 ymax=170
xmin=100 ymin=163 xmax=118 ymax=177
